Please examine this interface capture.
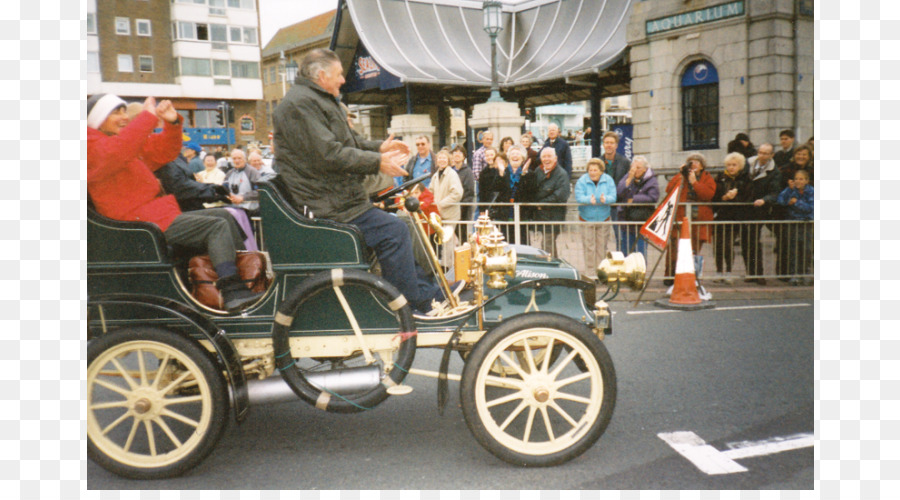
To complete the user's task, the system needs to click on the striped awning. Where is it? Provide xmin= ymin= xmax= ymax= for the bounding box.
xmin=342 ymin=0 xmax=633 ymax=87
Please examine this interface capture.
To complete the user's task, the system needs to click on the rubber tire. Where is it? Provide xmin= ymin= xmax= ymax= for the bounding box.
xmin=87 ymin=327 xmax=228 ymax=479
xmin=272 ymin=269 xmax=416 ymax=413
xmin=460 ymin=312 xmax=616 ymax=467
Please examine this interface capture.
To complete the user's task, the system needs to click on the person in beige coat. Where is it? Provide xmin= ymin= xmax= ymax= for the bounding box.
xmin=430 ymin=149 xmax=463 ymax=269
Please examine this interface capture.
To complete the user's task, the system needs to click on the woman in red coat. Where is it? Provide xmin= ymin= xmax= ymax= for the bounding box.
xmin=87 ymin=93 xmax=263 ymax=312
xmin=663 ymin=153 xmax=716 ymax=283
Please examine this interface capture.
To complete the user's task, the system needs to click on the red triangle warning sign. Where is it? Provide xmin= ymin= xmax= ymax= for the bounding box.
xmin=640 ymin=185 xmax=680 ymax=250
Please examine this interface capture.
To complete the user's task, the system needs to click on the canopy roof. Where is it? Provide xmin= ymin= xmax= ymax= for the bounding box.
xmin=332 ymin=0 xmax=633 ymax=107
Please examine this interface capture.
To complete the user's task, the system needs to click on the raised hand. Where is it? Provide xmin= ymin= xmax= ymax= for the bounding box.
xmin=155 ymin=99 xmax=179 ymax=123
xmin=380 ymin=133 xmax=411 ymax=156
xmin=142 ymin=96 xmax=157 ymax=115
xmin=379 ymin=150 xmax=409 ymax=177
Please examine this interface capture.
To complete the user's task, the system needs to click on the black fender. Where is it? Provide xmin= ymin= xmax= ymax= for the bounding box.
xmin=87 ymin=293 xmax=250 ymax=423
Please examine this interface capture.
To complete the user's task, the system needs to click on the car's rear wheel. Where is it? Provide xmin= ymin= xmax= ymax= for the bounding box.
xmin=87 ymin=327 xmax=228 ymax=479
xmin=272 ymin=269 xmax=416 ymax=413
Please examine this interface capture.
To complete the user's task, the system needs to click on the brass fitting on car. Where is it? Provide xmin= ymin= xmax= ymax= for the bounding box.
xmin=596 ymin=251 xmax=646 ymax=291
xmin=593 ymin=300 xmax=611 ymax=338
xmin=482 ymin=229 xmax=516 ymax=289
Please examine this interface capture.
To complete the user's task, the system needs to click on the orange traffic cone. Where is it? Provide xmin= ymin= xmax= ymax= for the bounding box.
xmin=655 ymin=217 xmax=715 ymax=310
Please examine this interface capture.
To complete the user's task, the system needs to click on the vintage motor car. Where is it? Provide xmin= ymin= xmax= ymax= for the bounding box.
xmin=86 ymin=175 xmax=646 ymax=479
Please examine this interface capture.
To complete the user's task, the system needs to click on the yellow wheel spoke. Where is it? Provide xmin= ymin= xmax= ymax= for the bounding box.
xmin=93 ymin=378 xmax=132 ymax=398
xmin=144 ymin=421 xmax=157 ymax=457
xmin=100 ymin=410 xmax=132 ymax=436
xmin=548 ymin=400 xmax=579 ymax=427
xmin=90 ymin=400 xmax=130 ymax=411
xmin=522 ymin=339 xmax=538 ymax=374
xmin=151 ymin=353 xmax=171 ymax=390
xmin=111 ymin=358 xmax=138 ymax=390
xmin=137 ymin=349 xmax=149 ymax=387
xmin=499 ymin=400 xmax=528 ymax=431
xmin=486 ymin=390 xmax=525 ymax=409
xmin=540 ymin=406 xmax=555 ymax=441
xmin=549 ymin=348 xmax=579 ymax=379
xmin=161 ymin=408 xmax=200 ymax=428
xmin=523 ymin=406 xmax=537 ymax=443
xmin=554 ymin=391 xmax=592 ymax=405
xmin=123 ymin=418 xmax=140 ymax=452
xmin=554 ymin=371 xmax=591 ymax=389
xmin=154 ymin=417 xmax=183 ymax=448
xmin=497 ymin=352 xmax=529 ymax=379
xmin=540 ymin=338 xmax=554 ymax=373
xmin=484 ymin=374 xmax=526 ymax=390
xmin=159 ymin=370 xmax=192 ymax=395
xmin=162 ymin=395 xmax=203 ymax=406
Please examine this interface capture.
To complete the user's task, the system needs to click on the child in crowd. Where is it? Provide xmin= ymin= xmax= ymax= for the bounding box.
xmin=777 ymin=169 xmax=814 ymax=285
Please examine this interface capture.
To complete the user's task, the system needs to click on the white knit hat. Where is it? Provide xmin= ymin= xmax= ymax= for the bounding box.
xmin=86 ymin=94 xmax=127 ymax=130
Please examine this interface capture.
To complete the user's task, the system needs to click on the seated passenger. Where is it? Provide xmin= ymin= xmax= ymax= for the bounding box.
xmin=248 ymin=151 xmax=277 ymax=182
xmin=222 ymin=149 xmax=261 ymax=215
xmin=196 ymin=154 xmax=226 ymax=185
xmin=86 ymin=93 xmax=264 ymax=312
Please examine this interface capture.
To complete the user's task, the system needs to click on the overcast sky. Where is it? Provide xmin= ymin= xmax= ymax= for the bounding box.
xmin=258 ymin=0 xmax=340 ymax=47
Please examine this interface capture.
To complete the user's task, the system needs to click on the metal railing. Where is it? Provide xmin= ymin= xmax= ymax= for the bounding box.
xmin=445 ymin=201 xmax=813 ymax=283
xmin=251 ymin=200 xmax=812 ymax=284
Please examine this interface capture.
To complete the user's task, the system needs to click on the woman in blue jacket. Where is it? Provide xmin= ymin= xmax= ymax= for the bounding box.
xmin=575 ymin=158 xmax=617 ymax=276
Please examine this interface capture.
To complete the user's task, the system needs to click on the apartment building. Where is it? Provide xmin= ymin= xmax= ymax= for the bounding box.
xmin=87 ymin=0 xmax=266 ymax=149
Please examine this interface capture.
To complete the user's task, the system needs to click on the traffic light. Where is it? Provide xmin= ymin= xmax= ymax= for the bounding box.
xmin=215 ymin=102 xmax=226 ymax=126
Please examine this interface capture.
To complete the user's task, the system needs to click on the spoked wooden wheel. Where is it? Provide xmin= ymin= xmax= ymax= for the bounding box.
xmin=460 ymin=313 xmax=616 ymax=466
xmin=87 ymin=328 xmax=228 ymax=479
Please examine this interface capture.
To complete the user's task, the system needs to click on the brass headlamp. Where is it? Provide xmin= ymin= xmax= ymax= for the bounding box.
xmin=596 ymin=251 xmax=646 ymax=291
xmin=481 ymin=228 xmax=516 ymax=289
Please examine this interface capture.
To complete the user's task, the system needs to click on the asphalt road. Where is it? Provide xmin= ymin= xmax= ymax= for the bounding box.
xmin=88 ymin=298 xmax=814 ymax=490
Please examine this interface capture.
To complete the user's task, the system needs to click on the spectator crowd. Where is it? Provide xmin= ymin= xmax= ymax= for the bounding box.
xmin=89 ymin=47 xmax=814 ymax=317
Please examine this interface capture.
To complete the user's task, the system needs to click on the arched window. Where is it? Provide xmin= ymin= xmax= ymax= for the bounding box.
xmin=681 ymin=60 xmax=719 ymax=150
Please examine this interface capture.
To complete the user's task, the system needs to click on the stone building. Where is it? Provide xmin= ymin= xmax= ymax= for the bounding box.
xmin=627 ymin=0 xmax=814 ymax=169
xmin=87 ymin=0 xmax=265 ymax=150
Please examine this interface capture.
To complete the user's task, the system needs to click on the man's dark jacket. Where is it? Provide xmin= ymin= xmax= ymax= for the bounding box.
xmin=603 ymin=153 xmax=631 ymax=186
xmin=519 ymin=165 xmax=570 ymax=222
xmin=455 ymin=163 xmax=475 ymax=221
xmin=541 ymin=137 xmax=573 ymax=177
xmin=745 ymin=155 xmax=783 ymax=220
xmin=272 ymin=79 xmax=382 ymax=223
xmin=155 ymin=155 xmax=225 ymax=212
xmin=774 ymin=146 xmax=795 ymax=169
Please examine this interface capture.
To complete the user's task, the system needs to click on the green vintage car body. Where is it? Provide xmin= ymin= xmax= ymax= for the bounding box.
xmin=88 ymin=183 xmax=598 ymax=340
xmin=87 ymin=179 xmax=635 ymax=479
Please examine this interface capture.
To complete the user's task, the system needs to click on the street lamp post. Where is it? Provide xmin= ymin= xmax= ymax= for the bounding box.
xmin=280 ymin=52 xmax=299 ymax=98
xmin=482 ymin=0 xmax=504 ymax=102
xmin=285 ymin=60 xmax=299 ymax=89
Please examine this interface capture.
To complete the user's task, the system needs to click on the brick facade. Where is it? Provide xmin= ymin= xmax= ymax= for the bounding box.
xmin=96 ymin=0 xmax=174 ymax=84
